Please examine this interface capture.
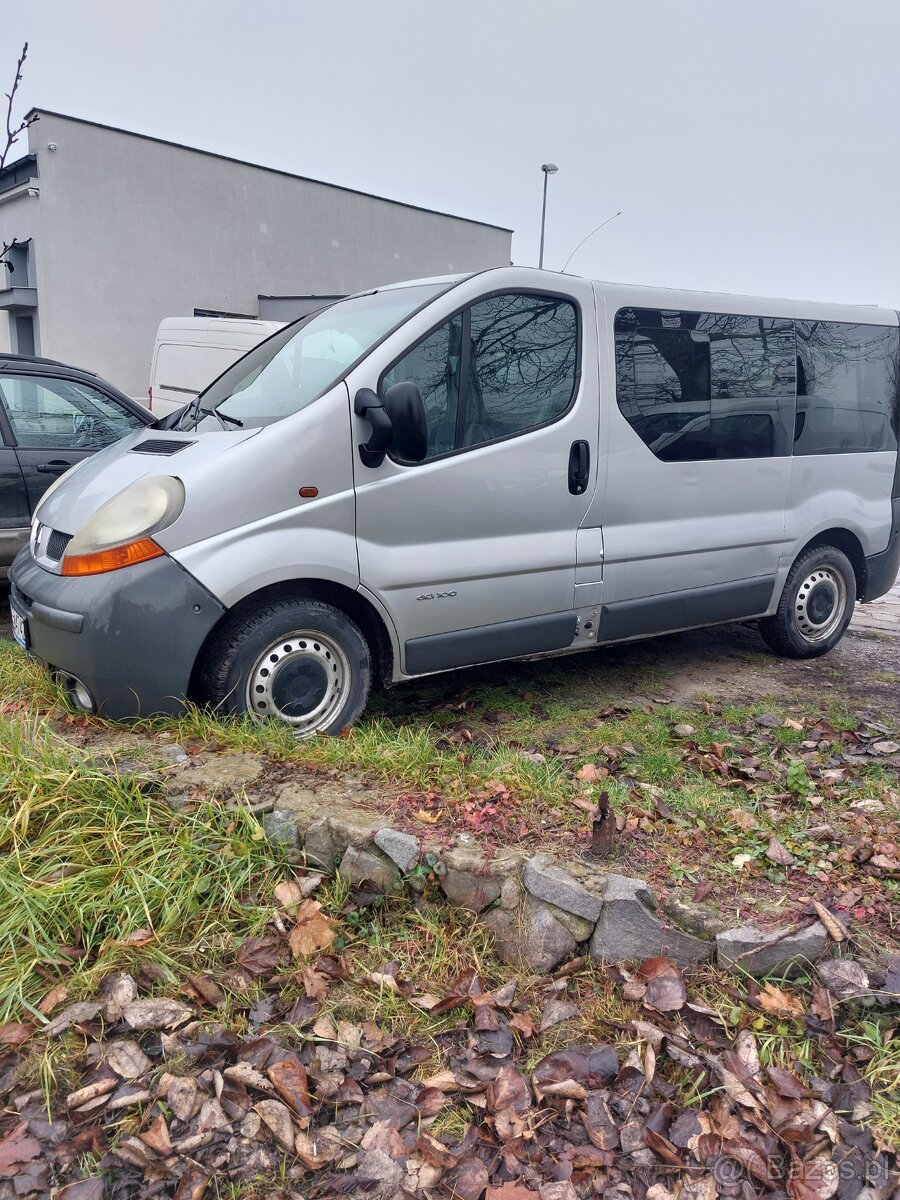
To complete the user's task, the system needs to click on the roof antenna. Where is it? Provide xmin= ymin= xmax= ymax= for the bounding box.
xmin=561 ymin=211 xmax=622 ymax=273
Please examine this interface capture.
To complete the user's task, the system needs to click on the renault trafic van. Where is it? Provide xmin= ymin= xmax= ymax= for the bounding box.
xmin=10 ymin=268 xmax=900 ymax=735
xmin=148 ymin=317 xmax=283 ymax=417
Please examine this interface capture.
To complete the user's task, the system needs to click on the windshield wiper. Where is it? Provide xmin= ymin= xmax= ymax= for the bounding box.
xmin=198 ymin=406 xmax=244 ymax=429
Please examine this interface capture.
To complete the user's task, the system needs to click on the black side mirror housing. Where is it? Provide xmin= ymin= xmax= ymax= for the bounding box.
xmin=383 ymin=382 xmax=427 ymax=463
xmin=354 ymin=388 xmax=393 ymax=467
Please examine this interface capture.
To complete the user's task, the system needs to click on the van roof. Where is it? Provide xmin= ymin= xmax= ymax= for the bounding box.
xmin=155 ymin=317 xmax=284 ymax=337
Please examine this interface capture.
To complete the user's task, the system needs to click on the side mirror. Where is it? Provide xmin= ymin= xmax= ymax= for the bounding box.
xmin=383 ymin=382 xmax=427 ymax=463
xmin=354 ymin=388 xmax=393 ymax=467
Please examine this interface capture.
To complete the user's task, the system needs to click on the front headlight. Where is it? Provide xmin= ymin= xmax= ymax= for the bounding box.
xmin=62 ymin=477 xmax=185 ymax=576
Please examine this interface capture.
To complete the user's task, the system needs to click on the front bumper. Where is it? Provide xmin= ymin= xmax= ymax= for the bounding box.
xmin=8 ymin=547 xmax=225 ymax=719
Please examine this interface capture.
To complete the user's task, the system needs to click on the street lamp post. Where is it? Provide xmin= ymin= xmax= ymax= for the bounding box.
xmin=538 ymin=162 xmax=558 ymax=269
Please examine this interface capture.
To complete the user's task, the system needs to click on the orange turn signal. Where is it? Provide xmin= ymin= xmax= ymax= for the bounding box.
xmin=61 ymin=537 xmax=164 ymax=577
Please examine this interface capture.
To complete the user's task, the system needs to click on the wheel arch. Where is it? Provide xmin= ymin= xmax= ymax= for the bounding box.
xmin=187 ymin=578 xmax=397 ymax=702
xmin=792 ymin=528 xmax=866 ymax=599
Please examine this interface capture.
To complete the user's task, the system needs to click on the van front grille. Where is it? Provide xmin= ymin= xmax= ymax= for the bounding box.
xmin=130 ymin=439 xmax=195 ymax=456
xmin=46 ymin=529 xmax=72 ymax=563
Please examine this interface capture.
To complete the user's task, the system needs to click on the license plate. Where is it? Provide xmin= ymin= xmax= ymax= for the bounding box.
xmin=10 ymin=606 xmax=28 ymax=651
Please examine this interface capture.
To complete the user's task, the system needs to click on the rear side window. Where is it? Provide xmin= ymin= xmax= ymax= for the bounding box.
xmin=795 ymin=321 xmax=899 ymax=454
xmin=615 ymin=309 xmax=795 ymax=460
xmin=0 ymin=375 xmax=144 ymax=449
xmin=383 ymin=291 xmax=579 ymax=461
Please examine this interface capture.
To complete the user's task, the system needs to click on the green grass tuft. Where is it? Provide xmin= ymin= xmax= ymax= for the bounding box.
xmin=0 ymin=715 xmax=288 ymax=1018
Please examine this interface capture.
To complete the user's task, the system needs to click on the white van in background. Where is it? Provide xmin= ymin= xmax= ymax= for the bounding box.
xmin=148 ymin=317 xmax=284 ymax=416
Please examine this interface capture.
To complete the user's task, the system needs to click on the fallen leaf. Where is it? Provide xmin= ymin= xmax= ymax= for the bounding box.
xmin=0 ymin=1124 xmax=42 ymax=1176
xmin=576 ymin=762 xmax=604 ymax=782
xmin=871 ymin=740 xmax=899 ymax=755
xmin=757 ymin=982 xmax=806 ymax=1020
xmin=812 ymin=901 xmax=846 ymax=943
xmin=766 ymin=836 xmax=795 ymax=866
xmin=57 ymin=1181 xmax=106 ymax=1200
xmin=123 ymin=997 xmax=193 ymax=1031
xmin=540 ymin=999 xmax=579 ymax=1031
xmin=0 ymin=1022 xmax=34 ymax=1046
xmin=105 ymin=1039 xmax=152 ymax=1079
xmin=44 ymin=1001 xmax=102 ymax=1037
xmin=267 ymin=1057 xmax=312 ymax=1121
xmin=486 ymin=1185 xmax=539 ymax=1200
xmin=255 ymin=1099 xmax=295 ymax=1152
xmin=37 ymin=983 xmax=69 ymax=1015
xmin=288 ymin=900 xmax=337 ymax=958
xmin=273 ymin=880 xmax=303 ymax=911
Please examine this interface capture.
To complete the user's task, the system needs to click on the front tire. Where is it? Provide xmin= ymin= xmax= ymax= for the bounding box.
xmin=201 ymin=598 xmax=372 ymax=735
xmin=759 ymin=545 xmax=856 ymax=659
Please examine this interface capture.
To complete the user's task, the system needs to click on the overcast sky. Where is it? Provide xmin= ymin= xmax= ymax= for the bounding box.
xmin=4 ymin=0 xmax=900 ymax=306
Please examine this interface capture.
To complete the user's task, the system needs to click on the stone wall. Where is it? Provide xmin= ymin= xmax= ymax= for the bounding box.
xmin=263 ymin=805 xmax=830 ymax=978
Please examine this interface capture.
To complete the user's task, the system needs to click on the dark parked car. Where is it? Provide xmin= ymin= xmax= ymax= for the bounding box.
xmin=0 ymin=353 xmax=152 ymax=568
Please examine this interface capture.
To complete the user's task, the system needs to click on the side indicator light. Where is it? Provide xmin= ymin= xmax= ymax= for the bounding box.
xmin=61 ymin=537 xmax=164 ymax=576
xmin=299 ymin=486 xmax=319 ymax=498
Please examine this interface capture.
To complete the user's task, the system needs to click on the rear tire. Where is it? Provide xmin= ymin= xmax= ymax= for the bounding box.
xmin=201 ymin=598 xmax=372 ymax=735
xmin=758 ymin=545 xmax=856 ymax=659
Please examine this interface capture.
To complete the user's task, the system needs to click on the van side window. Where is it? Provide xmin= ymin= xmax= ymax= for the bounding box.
xmin=615 ymin=308 xmax=795 ymax=460
xmin=382 ymin=318 xmax=463 ymax=458
xmin=463 ymin=294 xmax=578 ymax=448
xmin=383 ymin=292 xmax=578 ymax=461
xmin=795 ymin=321 xmax=899 ymax=454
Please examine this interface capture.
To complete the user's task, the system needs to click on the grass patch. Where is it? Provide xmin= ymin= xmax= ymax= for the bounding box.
xmin=0 ymin=715 xmax=288 ymax=1019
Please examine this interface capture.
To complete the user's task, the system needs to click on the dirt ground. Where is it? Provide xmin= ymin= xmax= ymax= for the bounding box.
xmin=1 ymin=577 xmax=898 ymax=717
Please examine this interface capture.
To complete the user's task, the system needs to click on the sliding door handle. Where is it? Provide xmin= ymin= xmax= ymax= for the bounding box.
xmin=568 ymin=440 xmax=590 ymax=495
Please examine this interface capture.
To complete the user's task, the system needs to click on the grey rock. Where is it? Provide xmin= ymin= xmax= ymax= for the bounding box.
xmin=337 ymin=845 xmax=401 ymax=895
xmin=817 ymin=957 xmax=870 ymax=1000
xmin=545 ymin=902 xmax=595 ymax=943
xmin=373 ymin=828 xmax=420 ymax=874
xmin=263 ymin=810 xmax=300 ymax=850
xmin=589 ymin=874 xmax=713 ymax=968
xmin=303 ymin=818 xmax=342 ymax=869
xmin=480 ymin=908 xmax=522 ymax=966
xmin=440 ymin=847 xmax=501 ymax=913
xmin=524 ymin=854 xmax=603 ymax=921
xmin=659 ymin=895 xmax=729 ymax=938
xmin=274 ymin=785 xmax=328 ymax=836
xmin=304 ymin=814 xmax=379 ymax=869
xmin=716 ymin=921 xmax=828 ymax=977
xmin=522 ymin=895 xmax=577 ymax=972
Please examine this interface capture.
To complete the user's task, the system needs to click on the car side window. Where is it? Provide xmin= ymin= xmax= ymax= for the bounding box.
xmin=382 ymin=291 xmax=578 ymax=462
xmin=382 ymin=317 xmax=463 ymax=458
xmin=0 ymin=375 xmax=144 ymax=450
xmin=463 ymin=293 xmax=578 ymax=448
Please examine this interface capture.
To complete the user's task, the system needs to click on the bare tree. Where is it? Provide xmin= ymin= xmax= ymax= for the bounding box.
xmin=1 ymin=42 xmax=39 ymax=276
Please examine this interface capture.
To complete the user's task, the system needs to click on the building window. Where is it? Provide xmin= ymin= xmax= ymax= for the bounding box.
xmin=13 ymin=315 xmax=35 ymax=357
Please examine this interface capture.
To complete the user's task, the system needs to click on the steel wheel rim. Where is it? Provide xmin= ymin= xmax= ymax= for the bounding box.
xmin=793 ymin=567 xmax=847 ymax=642
xmin=246 ymin=630 xmax=351 ymax=735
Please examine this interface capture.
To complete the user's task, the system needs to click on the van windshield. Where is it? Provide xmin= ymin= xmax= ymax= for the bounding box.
xmin=184 ymin=282 xmax=452 ymax=429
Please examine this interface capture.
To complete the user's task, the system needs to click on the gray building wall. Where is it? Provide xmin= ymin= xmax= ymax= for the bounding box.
xmin=0 ymin=111 xmax=511 ymax=393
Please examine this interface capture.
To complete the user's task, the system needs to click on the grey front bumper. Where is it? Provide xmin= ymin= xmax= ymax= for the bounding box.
xmin=9 ymin=547 xmax=225 ymax=719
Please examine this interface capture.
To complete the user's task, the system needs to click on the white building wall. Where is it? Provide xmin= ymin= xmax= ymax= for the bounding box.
xmin=12 ymin=112 xmax=511 ymax=394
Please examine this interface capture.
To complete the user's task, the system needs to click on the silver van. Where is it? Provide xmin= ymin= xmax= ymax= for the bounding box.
xmin=9 ymin=268 xmax=900 ymax=734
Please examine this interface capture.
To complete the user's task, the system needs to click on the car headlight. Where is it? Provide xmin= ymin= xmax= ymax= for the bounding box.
xmin=62 ymin=476 xmax=185 ymax=576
